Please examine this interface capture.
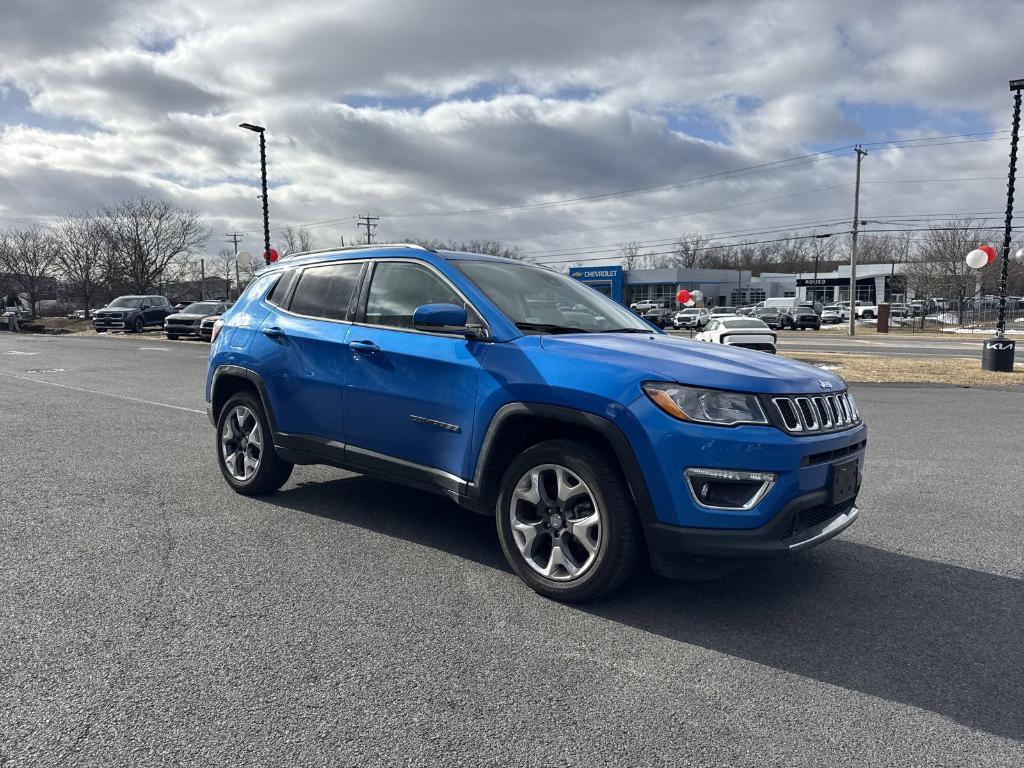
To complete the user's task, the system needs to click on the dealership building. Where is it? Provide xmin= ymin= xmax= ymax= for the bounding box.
xmin=569 ymin=262 xmax=906 ymax=307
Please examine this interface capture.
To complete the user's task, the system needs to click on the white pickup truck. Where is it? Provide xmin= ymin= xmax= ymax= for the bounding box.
xmin=839 ymin=300 xmax=878 ymax=319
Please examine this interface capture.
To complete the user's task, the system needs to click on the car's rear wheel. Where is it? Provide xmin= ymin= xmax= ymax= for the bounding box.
xmin=496 ymin=439 xmax=641 ymax=602
xmin=166 ymin=333 xmax=178 ymax=340
xmin=216 ymin=393 xmax=293 ymax=495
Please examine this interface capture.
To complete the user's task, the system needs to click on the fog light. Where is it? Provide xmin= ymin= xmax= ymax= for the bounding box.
xmin=684 ymin=468 xmax=776 ymax=511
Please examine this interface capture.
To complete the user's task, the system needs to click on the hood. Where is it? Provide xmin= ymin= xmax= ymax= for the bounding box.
xmin=538 ymin=333 xmax=845 ymax=394
xmin=165 ymin=312 xmax=206 ymax=321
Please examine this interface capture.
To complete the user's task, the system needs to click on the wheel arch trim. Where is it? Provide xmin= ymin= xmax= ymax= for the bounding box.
xmin=210 ymin=365 xmax=278 ymax=432
xmin=471 ymin=402 xmax=655 ymax=521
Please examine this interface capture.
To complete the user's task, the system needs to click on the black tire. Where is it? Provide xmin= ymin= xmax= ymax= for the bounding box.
xmin=861 ymin=311 xmax=874 ymax=319
xmin=215 ymin=392 xmax=293 ymax=495
xmin=95 ymin=328 xmax=106 ymax=333
xmin=495 ymin=439 xmax=641 ymax=602
xmin=132 ymin=316 xmax=144 ymax=333
xmin=166 ymin=334 xmax=178 ymax=340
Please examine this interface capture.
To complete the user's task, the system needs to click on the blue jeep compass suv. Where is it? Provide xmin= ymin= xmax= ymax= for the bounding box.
xmin=206 ymin=244 xmax=866 ymax=601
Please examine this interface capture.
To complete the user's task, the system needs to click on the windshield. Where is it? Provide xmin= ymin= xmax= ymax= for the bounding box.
xmin=182 ymin=302 xmax=221 ymax=314
xmin=723 ymin=319 xmax=770 ymax=329
xmin=453 ymin=260 xmax=651 ymax=333
xmin=108 ymin=297 xmax=143 ymax=308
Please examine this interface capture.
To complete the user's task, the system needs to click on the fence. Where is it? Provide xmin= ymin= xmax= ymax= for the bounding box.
xmin=880 ymin=299 xmax=1024 ymax=335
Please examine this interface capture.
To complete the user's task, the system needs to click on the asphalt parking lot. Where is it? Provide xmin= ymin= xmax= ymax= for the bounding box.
xmin=2 ymin=334 xmax=1023 ymax=767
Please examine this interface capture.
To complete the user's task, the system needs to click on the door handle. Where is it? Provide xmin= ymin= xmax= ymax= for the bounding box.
xmin=350 ymin=340 xmax=380 ymax=355
xmin=262 ymin=326 xmax=285 ymax=340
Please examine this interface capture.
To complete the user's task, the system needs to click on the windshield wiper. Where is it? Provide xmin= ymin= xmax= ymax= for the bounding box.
xmin=602 ymin=327 xmax=655 ymax=334
xmin=515 ymin=322 xmax=592 ymax=334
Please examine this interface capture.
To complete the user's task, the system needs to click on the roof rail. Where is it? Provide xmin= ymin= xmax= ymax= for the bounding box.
xmin=279 ymin=243 xmax=435 ymax=261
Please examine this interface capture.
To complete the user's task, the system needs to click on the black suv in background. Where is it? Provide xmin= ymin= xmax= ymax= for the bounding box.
xmin=93 ymin=295 xmax=174 ymax=333
xmin=781 ymin=307 xmax=822 ymax=330
xmin=164 ymin=301 xmax=230 ymax=339
xmin=642 ymin=307 xmax=674 ymax=328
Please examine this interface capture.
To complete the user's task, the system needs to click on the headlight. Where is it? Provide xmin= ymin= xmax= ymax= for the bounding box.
xmin=642 ymin=382 xmax=768 ymax=426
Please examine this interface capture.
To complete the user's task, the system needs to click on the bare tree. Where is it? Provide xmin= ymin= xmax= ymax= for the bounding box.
xmin=280 ymin=226 xmax=317 ymax=256
xmin=406 ymin=238 xmax=528 ymax=261
xmin=99 ymin=198 xmax=209 ymax=293
xmin=617 ymin=241 xmax=644 ymax=270
xmin=0 ymin=227 xmax=59 ymax=317
xmin=214 ymin=248 xmax=237 ymax=299
xmin=53 ymin=215 xmax=106 ymax=314
xmin=905 ymin=218 xmax=1000 ymax=320
xmin=668 ymin=233 xmax=712 ymax=269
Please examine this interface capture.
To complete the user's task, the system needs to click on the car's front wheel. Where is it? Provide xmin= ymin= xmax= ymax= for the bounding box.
xmin=216 ymin=393 xmax=293 ymax=495
xmin=496 ymin=439 xmax=641 ymax=602
xmin=132 ymin=316 xmax=144 ymax=333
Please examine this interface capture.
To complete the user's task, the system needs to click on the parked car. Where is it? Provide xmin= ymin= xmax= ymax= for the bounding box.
xmin=694 ymin=317 xmax=778 ymax=353
xmin=709 ymin=306 xmax=737 ymax=317
xmin=753 ymin=307 xmax=784 ymax=329
xmin=820 ymin=305 xmax=848 ymax=324
xmin=630 ymin=300 xmax=663 ymax=313
xmin=643 ymin=307 xmax=674 ymax=328
xmin=735 ymin=305 xmax=755 ymax=316
xmin=206 ymin=245 xmax=865 ymax=601
xmin=199 ymin=314 xmax=225 ymax=342
xmin=164 ymin=301 xmax=231 ymax=340
xmin=672 ymin=307 xmax=710 ymax=329
xmin=781 ymin=307 xmax=821 ymax=330
xmin=92 ymin=295 xmax=174 ymax=333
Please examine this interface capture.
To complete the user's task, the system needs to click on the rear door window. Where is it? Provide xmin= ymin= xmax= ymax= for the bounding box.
xmin=288 ymin=262 xmax=362 ymax=321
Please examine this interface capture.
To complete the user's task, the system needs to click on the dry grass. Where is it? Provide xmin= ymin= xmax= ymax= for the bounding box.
xmin=781 ymin=351 xmax=1024 ymax=387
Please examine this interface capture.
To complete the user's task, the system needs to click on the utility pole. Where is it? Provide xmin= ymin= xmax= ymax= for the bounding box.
xmin=357 ymin=214 xmax=379 ymax=244
xmin=200 ymin=258 xmax=206 ymax=301
xmin=848 ymin=145 xmax=868 ymax=336
xmin=225 ymin=233 xmax=243 ymax=298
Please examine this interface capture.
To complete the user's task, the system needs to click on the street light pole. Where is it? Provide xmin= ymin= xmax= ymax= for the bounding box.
xmin=996 ymin=80 xmax=1021 ymax=338
xmin=239 ymin=123 xmax=271 ymax=264
xmin=980 ymin=79 xmax=1022 ymax=372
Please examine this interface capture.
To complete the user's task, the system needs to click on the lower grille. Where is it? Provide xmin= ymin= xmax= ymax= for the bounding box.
xmin=784 ymin=500 xmax=856 ymax=540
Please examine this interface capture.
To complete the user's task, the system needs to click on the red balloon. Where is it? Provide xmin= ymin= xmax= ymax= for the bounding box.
xmin=264 ymin=248 xmax=279 ymax=263
xmin=980 ymin=244 xmax=997 ymax=263
xmin=675 ymin=289 xmax=691 ymax=304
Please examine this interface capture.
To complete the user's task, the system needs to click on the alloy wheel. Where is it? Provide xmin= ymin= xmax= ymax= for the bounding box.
xmin=220 ymin=405 xmax=262 ymax=481
xmin=508 ymin=463 xmax=602 ymax=581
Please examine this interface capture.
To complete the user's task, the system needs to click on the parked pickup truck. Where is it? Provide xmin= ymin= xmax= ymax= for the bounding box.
xmin=207 ymin=245 xmax=867 ymax=601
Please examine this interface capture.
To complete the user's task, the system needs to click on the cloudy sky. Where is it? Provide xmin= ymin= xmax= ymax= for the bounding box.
xmin=0 ymin=0 xmax=1021 ymax=267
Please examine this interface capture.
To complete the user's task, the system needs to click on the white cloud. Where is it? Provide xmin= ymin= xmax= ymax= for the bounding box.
xmin=0 ymin=0 xmax=1020 ymax=260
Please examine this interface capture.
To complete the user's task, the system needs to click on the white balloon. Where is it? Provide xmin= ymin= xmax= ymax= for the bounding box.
xmin=965 ymin=249 xmax=987 ymax=269
xmin=236 ymin=250 xmax=253 ymax=261
xmin=685 ymin=298 xmax=695 ymax=307
xmin=691 ymin=290 xmax=704 ymax=301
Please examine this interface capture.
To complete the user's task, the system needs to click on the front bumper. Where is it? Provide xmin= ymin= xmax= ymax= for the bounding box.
xmin=93 ymin=318 xmax=126 ymax=329
xmin=621 ymin=393 xmax=866 ymax=573
xmin=645 ymin=491 xmax=858 ymax=576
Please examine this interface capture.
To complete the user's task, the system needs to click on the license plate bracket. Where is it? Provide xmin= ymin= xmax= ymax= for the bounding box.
xmin=831 ymin=458 xmax=860 ymax=505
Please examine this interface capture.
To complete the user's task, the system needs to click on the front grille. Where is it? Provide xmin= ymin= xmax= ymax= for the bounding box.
xmin=785 ymin=500 xmax=856 ymax=540
xmin=770 ymin=392 xmax=859 ymax=435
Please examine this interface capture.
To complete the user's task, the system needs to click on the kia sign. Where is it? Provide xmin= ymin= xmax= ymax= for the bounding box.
xmin=982 ymin=337 xmax=1016 ymax=372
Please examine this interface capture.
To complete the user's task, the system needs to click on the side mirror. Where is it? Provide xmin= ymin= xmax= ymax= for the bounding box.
xmin=412 ymin=303 xmax=483 ymax=338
